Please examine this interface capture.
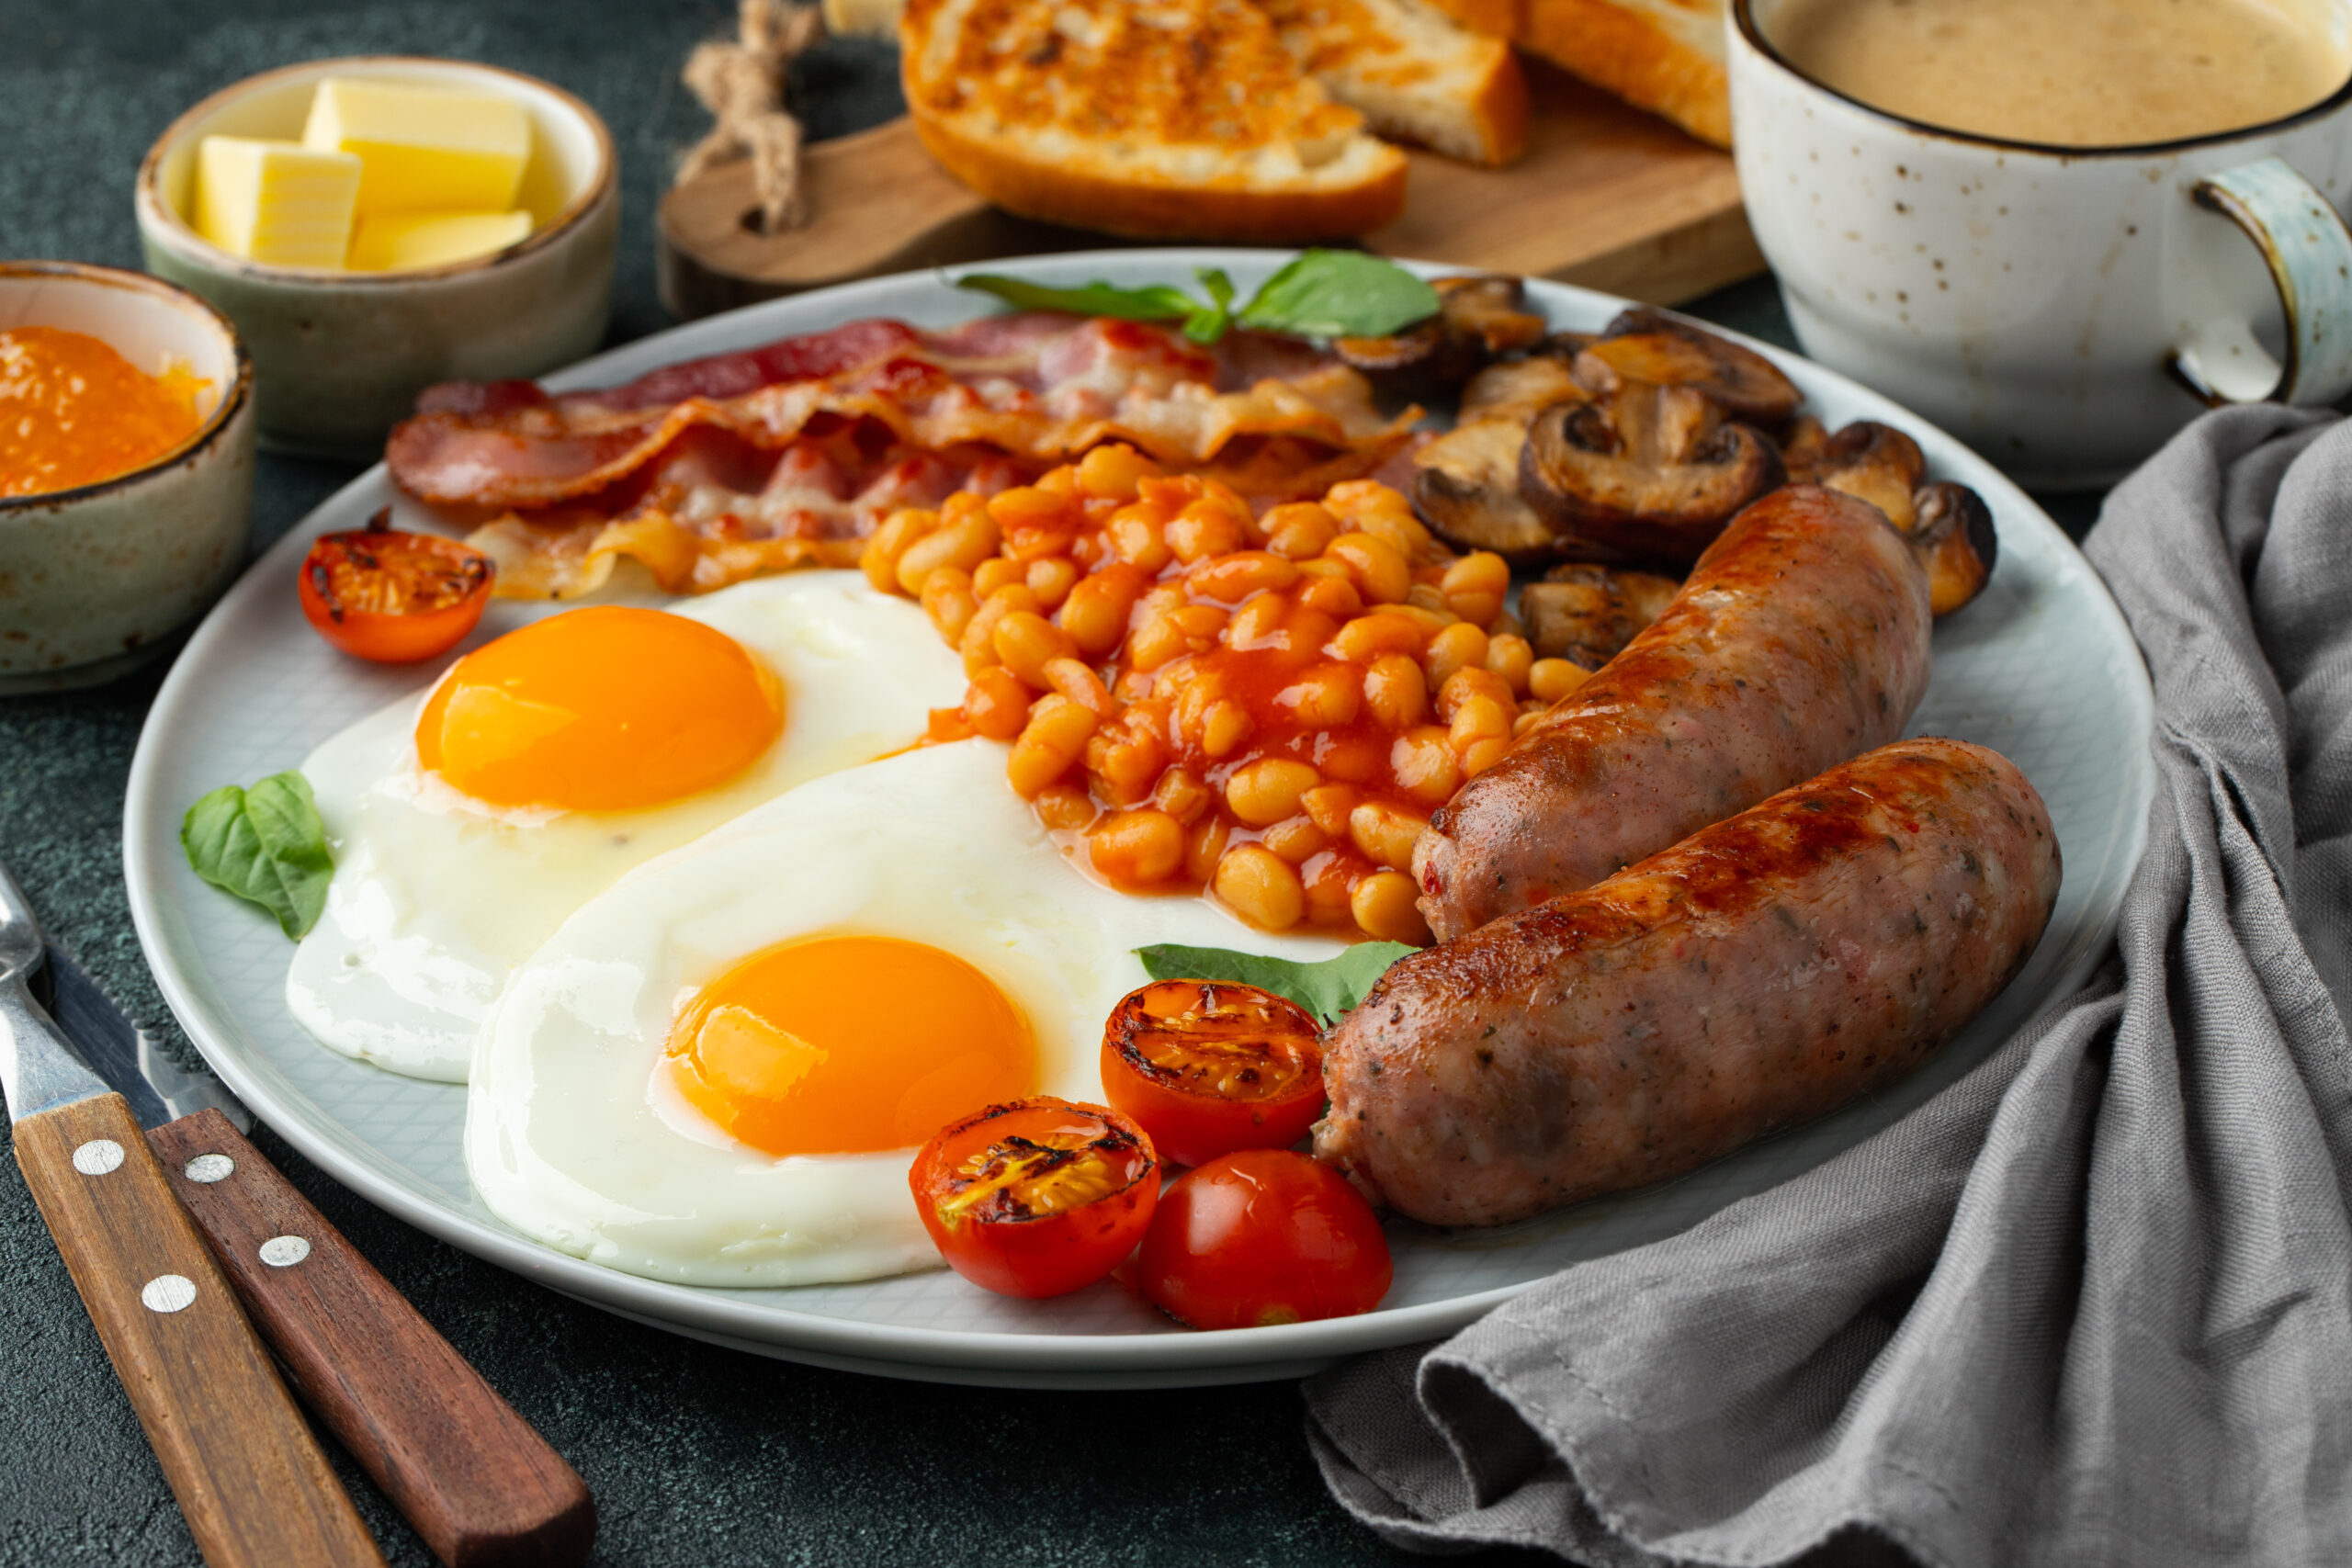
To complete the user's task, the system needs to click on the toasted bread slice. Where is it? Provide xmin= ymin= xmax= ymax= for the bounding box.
xmin=1425 ymin=0 xmax=1730 ymax=148
xmin=1261 ymin=0 xmax=1530 ymax=165
xmin=900 ymin=0 xmax=1409 ymax=242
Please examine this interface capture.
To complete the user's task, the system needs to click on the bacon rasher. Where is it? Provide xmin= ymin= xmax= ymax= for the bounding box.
xmin=385 ymin=313 xmax=1420 ymax=599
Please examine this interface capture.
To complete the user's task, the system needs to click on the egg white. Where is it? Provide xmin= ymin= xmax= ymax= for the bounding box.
xmin=288 ymin=572 xmax=967 ymax=1082
xmin=464 ymin=739 xmax=1351 ymax=1288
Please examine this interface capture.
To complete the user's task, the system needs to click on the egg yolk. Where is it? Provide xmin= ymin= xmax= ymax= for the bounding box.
xmin=414 ymin=605 xmax=783 ymax=811
xmin=665 ymin=936 xmax=1039 ymax=1157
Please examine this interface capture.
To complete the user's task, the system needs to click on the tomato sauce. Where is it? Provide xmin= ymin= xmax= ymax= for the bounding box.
xmin=0 ymin=326 xmax=209 ymax=500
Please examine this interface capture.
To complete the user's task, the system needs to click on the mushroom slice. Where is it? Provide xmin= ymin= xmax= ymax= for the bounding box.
xmin=1577 ymin=309 xmax=1804 ymax=427
xmin=1458 ymin=353 xmax=1586 ymax=422
xmin=1521 ymin=562 xmax=1684 ymax=669
xmin=1520 ymin=384 xmax=1786 ymax=564
xmin=1412 ymin=418 xmax=1564 ymax=561
xmin=1336 ymin=276 xmax=1551 ymax=400
xmin=1909 ymin=481 xmax=1998 ymax=616
xmin=1811 ymin=422 xmax=1928 ymax=530
xmin=1779 ymin=415 xmax=1832 ymax=482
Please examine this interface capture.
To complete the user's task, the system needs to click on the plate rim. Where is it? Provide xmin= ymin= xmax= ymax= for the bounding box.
xmin=122 ymin=248 xmax=2155 ymax=1382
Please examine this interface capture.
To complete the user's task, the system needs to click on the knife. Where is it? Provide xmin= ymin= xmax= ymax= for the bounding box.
xmin=0 ymin=863 xmax=385 ymax=1567
xmin=28 ymin=939 xmax=597 ymax=1568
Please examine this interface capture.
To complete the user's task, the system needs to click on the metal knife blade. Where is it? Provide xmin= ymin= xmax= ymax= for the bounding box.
xmin=28 ymin=943 xmax=251 ymax=1134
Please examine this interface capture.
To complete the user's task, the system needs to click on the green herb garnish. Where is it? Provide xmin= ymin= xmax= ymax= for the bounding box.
xmin=957 ymin=250 xmax=1440 ymax=345
xmin=1136 ymin=942 xmax=1417 ymax=1024
xmin=181 ymin=772 xmax=334 ymax=939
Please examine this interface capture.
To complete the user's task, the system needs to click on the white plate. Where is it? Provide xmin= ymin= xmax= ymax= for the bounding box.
xmin=123 ymin=251 xmax=2154 ymax=1388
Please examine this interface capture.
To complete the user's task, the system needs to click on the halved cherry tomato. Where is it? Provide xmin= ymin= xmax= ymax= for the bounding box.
xmin=1136 ymin=1148 xmax=1391 ymax=1329
xmin=299 ymin=511 xmax=493 ymax=663
xmin=1100 ymin=979 xmax=1325 ymax=1168
xmin=910 ymin=1097 xmax=1159 ymax=1299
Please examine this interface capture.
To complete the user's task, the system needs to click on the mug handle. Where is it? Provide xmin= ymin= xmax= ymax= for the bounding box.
xmin=2168 ymin=156 xmax=2352 ymax=407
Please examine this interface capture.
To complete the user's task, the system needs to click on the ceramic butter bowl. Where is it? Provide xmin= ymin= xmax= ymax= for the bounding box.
xmin=0 ymin=263 xmax=255 ymax=693
xmin=136 ymin=56 xmax=618 ymax=459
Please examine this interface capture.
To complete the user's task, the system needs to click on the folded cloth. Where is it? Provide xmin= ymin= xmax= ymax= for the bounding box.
xmin=1306 ymin=405 xmax=2352 ymax=1567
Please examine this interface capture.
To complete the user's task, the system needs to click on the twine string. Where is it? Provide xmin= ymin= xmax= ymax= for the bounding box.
xmin=678 ymin=0 xmax=825 ymax=234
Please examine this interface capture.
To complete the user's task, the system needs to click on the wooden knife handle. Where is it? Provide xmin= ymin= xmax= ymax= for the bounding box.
xmin=14 ymin=1093 xmax=384 ymax=1568
xmin=150 ymin=1111 xmax=595 ymax=1568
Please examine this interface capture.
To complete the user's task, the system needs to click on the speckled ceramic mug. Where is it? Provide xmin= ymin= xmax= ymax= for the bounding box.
xmin=1730 ymin=0 xmax=2352 ymax=487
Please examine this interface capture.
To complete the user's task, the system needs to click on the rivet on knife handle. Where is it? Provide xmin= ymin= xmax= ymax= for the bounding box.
xmin=15 ymin=1093 xmax=385 ymax=1568
xmin=151 ymin=1110 xmax=597 ymax=1568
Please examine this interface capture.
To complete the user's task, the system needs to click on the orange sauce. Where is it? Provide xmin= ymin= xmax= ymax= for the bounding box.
xmin=0 ymin=326 xmax=209 ymax=500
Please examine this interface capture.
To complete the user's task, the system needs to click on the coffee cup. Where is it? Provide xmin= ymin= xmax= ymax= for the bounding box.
xmin=1728 ymin=0 xmax=2352 ymax=487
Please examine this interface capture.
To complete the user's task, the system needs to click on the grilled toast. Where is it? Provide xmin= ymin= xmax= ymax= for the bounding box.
xmin=1428 ymin=0 xmax=1731 ymax=148
xmin=901 ymin=0 xmax=1410 ymax=241
xmin=1261 ymin=0 xmax=1529 ymax=165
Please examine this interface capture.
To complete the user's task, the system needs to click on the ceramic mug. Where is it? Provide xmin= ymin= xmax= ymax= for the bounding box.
xmin=1728 ymin=0 xmax=2352 ymax=487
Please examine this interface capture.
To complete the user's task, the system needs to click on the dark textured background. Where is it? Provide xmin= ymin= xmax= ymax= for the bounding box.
xmin=0 ymin=5 xmax=2103 ymax=1562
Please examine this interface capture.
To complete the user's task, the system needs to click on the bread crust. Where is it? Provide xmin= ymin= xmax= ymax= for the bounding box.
xmin=908 ymin=110 xmax=1409 ymax=242
xmin=1520 ymin=0 xmax=1731 ymax=146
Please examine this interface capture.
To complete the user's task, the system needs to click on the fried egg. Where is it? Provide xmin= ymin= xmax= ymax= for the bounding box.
xmin=289 ymin=572 xmax=965 ymax=1081
xmin=465 ymin=739 xmax=1350 ymax=1287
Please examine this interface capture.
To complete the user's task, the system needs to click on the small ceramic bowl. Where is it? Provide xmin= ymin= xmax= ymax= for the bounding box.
xmin=0 ymin=262 xmax=256 ymax=694
xmin=136 ymin=55 xmax=619 ymax=460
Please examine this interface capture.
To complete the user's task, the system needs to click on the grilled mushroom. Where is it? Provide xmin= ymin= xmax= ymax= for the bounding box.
xmin=1577 ymin=309 xmax=1804 ymax=428
xmin=1909 ymin=481 xmax=1998 ymax=616
xmin=1520 ymin=561 xmax=1685 ymax=669
xmin=1809 ymin=422 xmax=1928 ymax=530
xmin=1519 ymin=384 xmax=1785 ymax=564
xmin=1336 ymin=276 xmax=1551 ymax=400
xmin=1411 ymin=346 xmax=1595 ymax=561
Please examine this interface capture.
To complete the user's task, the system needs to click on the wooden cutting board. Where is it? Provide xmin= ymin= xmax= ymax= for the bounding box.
xmin=658 ymin=62 xmax=1760 ymax=321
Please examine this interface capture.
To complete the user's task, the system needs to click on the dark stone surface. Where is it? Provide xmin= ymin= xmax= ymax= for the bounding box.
xmin=0 ymin=4 xmax=2107 ymax=1562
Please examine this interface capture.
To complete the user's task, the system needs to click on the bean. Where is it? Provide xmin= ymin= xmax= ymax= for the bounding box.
xmin=1528 ymin=658 xmax=1590 ymax=704
xmin=1088 ymin=808 xmax=1185 ymax=886
xmin=1351 ymin=869 xmax=1431 ymax=945
xmin=1128 ymin=612 xmax=1192 ymax=673
xmin=989 ymin=484 xmax=1076 ymax=535
xmin=1167 ymin=499 xmax=1245 ymax=564
xmin=1226 ymin=758 xmax=1323 ymax=827
xmin=922 ymin=567 xmax=978 ymax=644
xmin=1189 ymin=550 xmax=1299 ymax=604
xmin=1279 ymin=662 xmax=1362 ymax=728
xmin=1007 ymin=694 xmax=1098 ymax=798
xmin=1094 ymin=731 xmax=1166 ymax=803
xmin=1033 ymin=782 xmax=1096 ymax=831
xmin=1423 ymin=622 xmax=1489 ymax=692
xmin=1041 ymin=655 xmax=1113 ymax=716
xmin=1214 ymin=844 xmax=1306 ymax=931
xmin=1363 ymin=653 xmax=1430 ymax=730
xmin=1261 ymin=815 xmax=1331 ymax=864
xmin=1026 ymin=557 xmax=1080 ymax=611
xmin=1200 ymin=699 xmax=1253 ymax=759
xmin=1459 ymin=737 xmax=1510 ymax=777
xmin=1305 ymin=854 xmax=1359 ymax=928
xmin=862 ymin=508 xmax=937 ymax=593
xmin=1448 ymin=693 xmax=1513 ymax=750
xmin=1059 ymin=564 xmax=1149 ymax=657
xmin=1330 ymin=612 xmax=1428 ymax=664
xmin=1325 ymin=480 xmax=1430 ymax=556
xmin=1391 ymin=726 xmax=1463 ymax=808
xmin=897 ymin=512 xmax=1001 ymax=596
xmin=1325 ymin=532 xmax=1412 ymax=605
xmin=1295 ymin=572 xmax=1364 ymax=619
xmin=1184 ymin=816 xmax=1230 ymax=884
xmin=1108 ymin=505 xmax=1173 ymax=572
xmin=1485 ymin=634 xmax=1535 ymax=695
xmin=973 ymin=557 xmax=1025 ymax=600
xmin=1301 ymin=783 xmax=1360 ymax=837
xmin=1348 ymin=799 xmax=1427 ymax=873
xmin=962 ymin=668 xmax=1035 ymax=740
xmin=1261 ymin=502 xmax=1339 ymax=562
xmin=1438 ymin=666 xmax=1515 ymax=722
xmin=1151 ymin=766 xmax=1214 ymax=826
xmin=993 ymin=611 xmax=1076 ymax=687
xmin=1225 ymin=591 xmax=1290 ymax=649
xmin=1078 ymin=444 xmax=1159 ymax=502
xmin=1440 ymin=552 xmax=1510 ymax=627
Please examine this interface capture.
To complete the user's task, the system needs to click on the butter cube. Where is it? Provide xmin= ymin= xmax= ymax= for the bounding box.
xmin=347 ymin=209 xmax=534 ymax=272
xmin=302 ymin=78 xmax=531 ymax=214
xmin=194 ymin=136 xmax=362 ymax=268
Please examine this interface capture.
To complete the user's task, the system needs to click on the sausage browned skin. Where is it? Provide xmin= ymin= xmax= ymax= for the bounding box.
xmin=1414 ymin=485 xmax=1932 ymax=942
xmin=1318 ymin=737 xmax=2059 ymax=1227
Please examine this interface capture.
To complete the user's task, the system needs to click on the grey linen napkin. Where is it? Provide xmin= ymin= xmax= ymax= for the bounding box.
xmin=1305 ymin=404 xmax=2352 ymax=1567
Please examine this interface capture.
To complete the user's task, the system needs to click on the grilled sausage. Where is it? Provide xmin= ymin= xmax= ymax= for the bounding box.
xmin=1414 ymin=485 xmax=1933 ymax=942
xmin=1317 ymin=738 xmax=2060 ymax=1227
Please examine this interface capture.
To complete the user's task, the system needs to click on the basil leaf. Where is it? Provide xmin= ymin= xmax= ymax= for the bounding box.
xmin=181 ymin=772 xmax=334 ymax=940
xmin=1181 ymin=267 xmax=1238 ymax=344
xmin=1136 ymin=942 xmax=1418 ymax=1025
xmin=1235 ymin=249 xmax=1442 ymax=340
xmin=955 ymin=273 xmax=1204 ymax=325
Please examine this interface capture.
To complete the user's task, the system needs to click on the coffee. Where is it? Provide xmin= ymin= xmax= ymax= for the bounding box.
xmin=1768 ymin=0 xmax=2349 ymax=147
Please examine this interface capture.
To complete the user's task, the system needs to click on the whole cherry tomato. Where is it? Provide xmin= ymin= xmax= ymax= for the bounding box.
xmin=1136 ymin=1148 xmax=1391 ymax=1329
xmin=910 ymin=1097 xmax=1159 ymax=1299
xmin=1100 ymin=979 xmax=1326 ymax=1168
xmin=299 ymin=512 xmax=493 ymax=663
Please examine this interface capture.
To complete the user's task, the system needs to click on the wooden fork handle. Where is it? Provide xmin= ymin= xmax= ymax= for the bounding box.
xmin=14 ymin=1093 xmax=384 ymax=1568
xmin=150 ymin=1110 xmax=595 ymax=1568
